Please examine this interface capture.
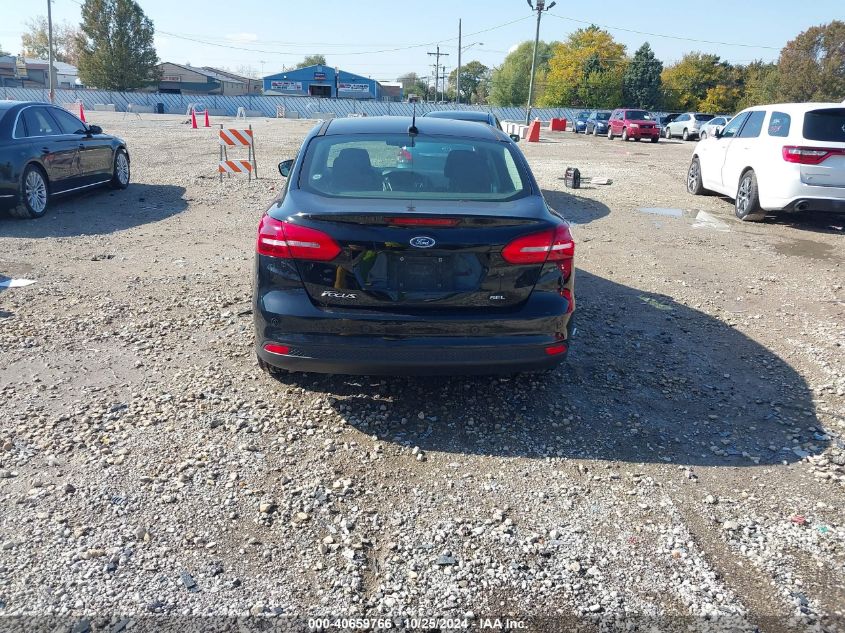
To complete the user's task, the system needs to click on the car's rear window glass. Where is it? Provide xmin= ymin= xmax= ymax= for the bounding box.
xmin=768 ymin=112 xmax=791 ymax=138
xmin=625 ymin=110 xmax=652 ymax=120
xmin=21 ymin=108 xmax=59 ymax=137
xmin=803 ymin=108 xmax=845 ymax=142
xmin=299 ymin=134 xmax=530 ymax=201
xmin=694 ymin=114 xmax=715 ymax=122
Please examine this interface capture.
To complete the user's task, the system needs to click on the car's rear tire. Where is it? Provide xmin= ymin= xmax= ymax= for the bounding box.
xmin=735 ymin=170 xmax=766 ymax=222
xmin=109 ymin=148 xmax=130 ymax=189
xmin=607 ymin=128 xmax=614 ymax=140
xmin=682 ymin=128 xmax=690 ymax=141
xmin=9 ymin=164 xmax=49 ymax=219
xmin=687 ymin=157 xmax=705 ymax=195
xmin=257 ymin=353 xmax=287 ymax=377
xmin=650 ymin=136 xmax=659 ymax=143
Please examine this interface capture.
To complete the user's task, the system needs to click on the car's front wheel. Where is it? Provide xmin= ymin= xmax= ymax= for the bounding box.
xmin=700 ymin=131 xmax=708 ymax=140
xmin=687 ymin=157 xmax=705 ymax=195
xmin=621 ymin=128 xmax=629 ymax=141
xmin=592 ymin=125 xmax=598 ymax=136
xmin=10 ymin=164 xmax=49 ymax=219
xmin=665 ymin=127 xmax=672 ymax=139
xmin=735 ymin=170 xmax=766 ymax=222
xmin=110 ymin=148 xmax=130 ymax=189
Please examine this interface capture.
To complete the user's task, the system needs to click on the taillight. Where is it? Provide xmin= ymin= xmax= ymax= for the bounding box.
xmin=782 ymin=146 xmax=845 ymax=165
xmin=501 ymin=224 xmax=575 ymax=265
xmin=263 ymin=343 xmax=290 ymax=355
xmin=545 ymin=343 xmax=568 ymax=356
xmin=256 ymin=216 xmax=341 ymax=261
xmin=387 ymin=217 xmax=459 ymax=227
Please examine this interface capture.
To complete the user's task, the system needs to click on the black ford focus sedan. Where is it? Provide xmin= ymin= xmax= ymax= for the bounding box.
xmin=0 ymin=100 xmax=130 ymax=219
xmin=254 ymin=116 xmax=575 ymax=375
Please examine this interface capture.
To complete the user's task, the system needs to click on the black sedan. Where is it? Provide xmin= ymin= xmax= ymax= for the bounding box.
xmin=585 ymin=110 xmax=612 ymax=135
xmin=423 ymin=109 xmax=503 ymax=129
xmin=0 ymin=100 xmax=130 ymax=219
xmin=255 ymin=116 xmax=576 ymax=376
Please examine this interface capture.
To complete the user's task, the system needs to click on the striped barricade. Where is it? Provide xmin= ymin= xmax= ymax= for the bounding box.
xmin=218 ymin=126 xmax=258 ymax=182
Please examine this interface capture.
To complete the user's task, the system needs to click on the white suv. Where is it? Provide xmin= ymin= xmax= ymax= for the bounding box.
xmin=686 ymin=103 xmax=845 ymax=221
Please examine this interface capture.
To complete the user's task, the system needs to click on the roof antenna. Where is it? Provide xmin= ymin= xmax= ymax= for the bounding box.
xmin=408 ymin=101 xmax=418 ymax=138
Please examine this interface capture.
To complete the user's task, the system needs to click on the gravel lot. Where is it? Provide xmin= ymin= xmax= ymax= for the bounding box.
xmin=1 ymin=112 xmax=844 ymax=632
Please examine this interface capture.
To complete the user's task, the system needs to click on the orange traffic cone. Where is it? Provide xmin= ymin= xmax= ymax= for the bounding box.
xmin=79 ymin=102 xmax=86 ymax=123
xmin=204 ymin=109 xmax=210 ymax=127
xmin=191 ymin=108 xmax=198 ymax=129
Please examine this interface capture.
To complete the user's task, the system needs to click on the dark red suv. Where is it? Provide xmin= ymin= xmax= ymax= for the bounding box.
xmin=607 ymin=109 xmax=660 ymax=143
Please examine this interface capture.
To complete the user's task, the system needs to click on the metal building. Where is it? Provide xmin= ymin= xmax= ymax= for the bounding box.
xmin=262 ymin=65 xmax=386 ymax=100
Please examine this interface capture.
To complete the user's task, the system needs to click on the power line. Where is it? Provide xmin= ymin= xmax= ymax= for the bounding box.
xmin=546 ymin=13 xmax=780 ymax=50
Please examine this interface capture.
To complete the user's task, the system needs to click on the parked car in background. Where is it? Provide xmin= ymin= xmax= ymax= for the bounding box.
xmin=585 ymin=111 xmax=611 ymax=136
xmin=257 ymin=116 xmax=576 ymax=375
xmin=423 ymin=109 xmax=503 ymax=130
xmin=699 ymin=115 xmax=732 ymax=140
xmin=686 ymin=103 xmax=845 ymax=221
xmin=664 ymin=112 xmax=715 ymax=141
xmin=572 ymin=110 xmax=593 ymax=133
xmin=606 ymin=109 xmax=660 ymax=142
xmin=0 ymin=101 xmax=130 ymax=219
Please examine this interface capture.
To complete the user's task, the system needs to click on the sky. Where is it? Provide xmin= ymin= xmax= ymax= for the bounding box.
xmin=1 ymin=0 xmax=843 ymax=81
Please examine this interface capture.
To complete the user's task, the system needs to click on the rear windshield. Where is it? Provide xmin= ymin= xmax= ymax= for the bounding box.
xmin=299 ymin=134 xmax=530 ymax=201
xmin=694 ymin=114 xmax=715 ymax=121
xmin=803 ymin=108 xmax=845 ymax=142
xmin=426 ymin=111 xmax=487 ymax=122
xmin=625 ymin=110 xmax=652 ymax=120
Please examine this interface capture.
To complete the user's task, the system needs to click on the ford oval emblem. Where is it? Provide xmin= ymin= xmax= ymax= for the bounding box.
xmin=410 ymin=236 xmax=436 ymax=248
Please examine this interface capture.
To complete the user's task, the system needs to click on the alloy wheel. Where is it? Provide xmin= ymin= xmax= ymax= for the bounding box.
xmin=687 ymin=161 xmax=700 ymax=192
xmin=25 ymin=170 xmax=47 ymax=214
xmin=116 ymin=153 xmax=129 ymax=185
xmin=736 ymin=175 xmax=752 ymax=215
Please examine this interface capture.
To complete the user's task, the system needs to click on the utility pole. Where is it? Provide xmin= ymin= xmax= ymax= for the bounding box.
xmin=427 ymin=45 xmax=449 ymax=103
xmin=456 ymin=19 xmax=462 ymax=105
xmin=525 ymin=0 xmax=556 ymax=125
xmin=46 ymin=0 xmax=56 ymax=103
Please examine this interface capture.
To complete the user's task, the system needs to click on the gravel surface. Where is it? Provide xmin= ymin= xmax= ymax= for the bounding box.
xmin=1 ymin=112 xmax=844 ymax=632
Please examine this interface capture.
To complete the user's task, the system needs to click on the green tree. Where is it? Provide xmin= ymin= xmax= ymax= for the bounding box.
xmin=489 ymin=40 xmax=557 ymax=106
xmin=777 ymin=20 xmax=845 ymax=102
xmin=446 ymin=60 xmax=490 ymax=103
xmin=737 ymin=61 xmax=779 ymax=110
xmin=699 ymin=84 xmax=741 ymax=113
xmin=622 ymin=42 xmax=663 ymax=109
xmin=21 ymin=16 xmax=82 ymax=65
xmin=397 ymin=72 xmax=429 ymax=100
xmin=661 ymin=52 xmax=730 ymax=111
xmin=76 ymin=0 xmax=158 ymax=90
xmin=541 ymin=26 xmax=627 ymax=108
xmin=296 ymin=54 xmax=327 ymax=69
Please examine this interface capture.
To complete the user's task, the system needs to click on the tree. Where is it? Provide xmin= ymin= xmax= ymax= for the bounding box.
xmin=777 ymin=20 xmax=845 ymax=102
xmin=21 ymin=16 xmax=82 ymax=65
xmin=698 ymin=84 xmax=741 ymax=113
xmin=489 ymin=40 xmax=557 ymax=106
xmin=397 ymin=72 xmax=429 ymax=99
xmin=76 ymin=0 xmax=158 ymax=90
xmin=661 ymin=52 xmax=730 ymax=111
xmin=541 ymin=26 xmax=627 ymax=108
xmin=296 ymin=54 xmax=327 ymax=69
xmin=737 ymin=61 xmax=779 ymax=110
xmin=446 ymin=61 xmax=490 ymax=104
xmin=622 ymin=42 xmax=663 ymax=109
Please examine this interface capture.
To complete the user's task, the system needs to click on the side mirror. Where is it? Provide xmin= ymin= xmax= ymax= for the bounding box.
xmin=509 ymin=134 xmax=521 ymax=143
xmin=278 ymin=159 xmax=294 ymax=178
xmin=87 ymin=125 xmax=103 ymax=135
xmin=714 ymin=128 xmax=722 ymax=139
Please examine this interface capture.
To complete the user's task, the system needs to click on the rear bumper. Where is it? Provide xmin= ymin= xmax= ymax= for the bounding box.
xmin=255 ymin=288 xmax=574 ymax=375
xmin=775 ymin=197 xmax=845 ymax=213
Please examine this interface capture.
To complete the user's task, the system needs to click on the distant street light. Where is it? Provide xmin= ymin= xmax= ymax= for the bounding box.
xmin=525 ymin=0 xmax=556 ymax=124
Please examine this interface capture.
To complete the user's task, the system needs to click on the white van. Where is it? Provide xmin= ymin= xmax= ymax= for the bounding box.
xmin=686 ymin=103 xmax=845 ymax=221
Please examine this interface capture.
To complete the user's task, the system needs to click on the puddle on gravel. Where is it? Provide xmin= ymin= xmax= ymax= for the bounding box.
xmin=772 ymin=239 xmax=837 ymax=260
xmin=637 ymin=207 xmax=730 ymax=231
